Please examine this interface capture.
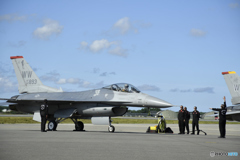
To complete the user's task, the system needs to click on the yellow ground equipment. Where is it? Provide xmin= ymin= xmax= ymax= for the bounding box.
xmin=146 ymin=114 xmax=173 ymax=133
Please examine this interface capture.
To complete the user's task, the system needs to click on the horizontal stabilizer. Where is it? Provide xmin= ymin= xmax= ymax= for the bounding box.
xmin=0 ymin=102 xmax=17 ymax=106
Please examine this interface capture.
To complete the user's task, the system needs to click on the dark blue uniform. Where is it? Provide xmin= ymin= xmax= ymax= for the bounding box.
xmin=178 ymin=109 xmax=185 ymax=134
xmin=184 ymin=110 xmax=190 ymax=134
xmin=192 ymin=110 xmax=200 ymax=134
xmin=212 ymin=102 xmax=227 ymax=138
xmin=40 ymin=103 xmax=48 ymax=132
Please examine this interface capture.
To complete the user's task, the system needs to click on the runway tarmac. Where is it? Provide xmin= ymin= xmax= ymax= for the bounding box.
xmin=0 ymin=124 xmax=239 ymax=160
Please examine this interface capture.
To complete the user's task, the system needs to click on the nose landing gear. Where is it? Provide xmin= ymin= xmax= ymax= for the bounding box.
xmin=108 ymin=117 xmax=115 ymax=132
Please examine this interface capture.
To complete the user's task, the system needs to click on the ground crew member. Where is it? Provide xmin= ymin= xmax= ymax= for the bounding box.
xmin=178 ymin=105 xmax=185 ymax=134
xmin=191 ymin=106 xmax=200 ymax=135
xmin=40 ymin=99 xmax=48 ymax=132
xmin=210 ymin=96 xmax=227 ymax=138
xmin=184 ymin=107 xmax=190 ymax=134
xmin=157 ymin=114 xmax=166 ymax=133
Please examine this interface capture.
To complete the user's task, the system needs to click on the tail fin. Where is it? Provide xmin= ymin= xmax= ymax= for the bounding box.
xmin=10 ymin=56 xmax=63 ymax=94
xmin=222 ymin=71 xmax=240 ymax=105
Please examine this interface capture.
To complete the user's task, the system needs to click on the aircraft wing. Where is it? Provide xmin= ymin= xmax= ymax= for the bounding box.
xmin=207 ymin=113 xmax=218 ymax=117
xmin=207 ymin=111 xmax=240 ymax=121
xmin=0 ymin=102 xmax=17 ymax=106
xmin=4 ymin=99 xmax=132 ymax=104
xmin=207 ymin=111 xmax=240 ymax=116
xmin=226 ymin=111 xmax=240 ymax=115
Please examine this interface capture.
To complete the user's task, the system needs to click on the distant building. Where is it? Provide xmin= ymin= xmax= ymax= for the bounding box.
xmin=156 ymin=110 xmax=178 ymax=119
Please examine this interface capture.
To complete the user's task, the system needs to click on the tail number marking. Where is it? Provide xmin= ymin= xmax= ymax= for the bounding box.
xmin=26 ymin=79 xmax=37 ymax=84
xmin=233 ymin=84 xmax=240 ymax=92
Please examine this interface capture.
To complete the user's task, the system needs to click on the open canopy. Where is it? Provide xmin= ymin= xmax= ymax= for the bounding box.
xmin=103 ymin=83 xmax=141 ymax=93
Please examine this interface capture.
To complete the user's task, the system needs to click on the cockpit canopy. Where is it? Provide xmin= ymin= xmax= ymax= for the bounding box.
xmin=103 ymin=83 xmax=141 ymax=93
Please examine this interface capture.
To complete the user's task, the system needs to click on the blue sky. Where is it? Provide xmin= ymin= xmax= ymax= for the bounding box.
xmin=0 ymin=0 xmax=240 ymax=112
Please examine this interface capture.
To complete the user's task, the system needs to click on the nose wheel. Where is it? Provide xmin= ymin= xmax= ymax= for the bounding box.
xmin=71 ymin=118 xmax=85 ymax=131
xmin=108 ymin=117 xmax=115 ymax=132
xmin=108 ymin=125 xmax=115 ymax=132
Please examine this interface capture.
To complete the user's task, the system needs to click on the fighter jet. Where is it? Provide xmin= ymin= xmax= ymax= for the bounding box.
xmin=221 ymin=71 xmax=240 ymax=121
xmin=0 ymin=56 xmax=173 ymax=132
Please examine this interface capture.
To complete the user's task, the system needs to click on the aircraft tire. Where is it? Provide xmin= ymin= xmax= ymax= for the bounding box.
xmin=75 ymin=121 xmax=84 ymax=131
xmin=48 ymin=120 xmax=57 ymax=131
xmin=108 ymin=125 xmax=115 ymax=132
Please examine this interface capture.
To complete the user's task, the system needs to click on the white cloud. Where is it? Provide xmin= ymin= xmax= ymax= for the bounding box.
xmin=80 ymin=41 xmax=88 ymax=49
xmin=137 ymin=84 xmax=161 ymax=92
xmin=80 ymin=39 xmax=128 ymax=57
xmin=0 ymin=14 xmax=28 ymax=22
xmin=170 ymin=87 xmax=214 ymax=93
xmin=108 ymin=46 xmax=128 ymax=57
xmin=190 ymin=29 xmax=206 ymax=37
xmin=67 ymin=78 xmax=81 ymax=84
xmin=56 ymin=78 xmax=67 ymax=84
xmin=113 ymin=17 xmax=132 ymax=34
xmin=0 ymin=63 xmax=17 ymax=93
xmin=0 ymin=76 xmax=18 ymax=93
xmin=40 ymin=71 xmax=60 ymax=82
xmin=80 ymin=81 xmax=105 ymax=88
xmin=109 ymin=17 xmax=151 ymax=35
xmin=99 ymin=72 xmax=116 ymax=77
xmin=82 ymin=81 xmax=91 ymax=87
xmin=89 ymin=39 xmax=117 ymax=52
xmin=40 ymin=70 xmax=104 ymax=89
xmin=33 ymin=19 xmax=63 ymax=40
xmin=56 ymin=78 xmax=81 ymax=84
xmin=193 ymin=87 xmax=214 ymax=93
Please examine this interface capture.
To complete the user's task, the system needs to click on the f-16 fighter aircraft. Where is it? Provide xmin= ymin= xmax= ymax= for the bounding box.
xmin=221 ymin=71 xmax=240 ymax=121
xmin=0 ymin=56 xmax=173 ymax=132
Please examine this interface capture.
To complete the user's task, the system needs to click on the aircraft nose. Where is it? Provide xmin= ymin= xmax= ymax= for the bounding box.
xmin=145 ymin=96 xmax=172 ymax=108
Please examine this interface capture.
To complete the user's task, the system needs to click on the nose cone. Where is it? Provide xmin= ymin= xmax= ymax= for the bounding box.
xmin=145 ymin=96 xmax=172 ymax=108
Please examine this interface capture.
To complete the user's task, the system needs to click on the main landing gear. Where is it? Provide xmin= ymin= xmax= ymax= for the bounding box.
xmin=47 ymin=117 xmax=85 ymax=131
xmin=47 ymin=116 xmax=115 ymax=132
xmin=72 ymin=118 xmax=84 ymax=131
xmin=48 ymin=120 xmax=58 ymax=131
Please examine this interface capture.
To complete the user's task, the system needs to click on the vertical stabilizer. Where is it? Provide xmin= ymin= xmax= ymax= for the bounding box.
xmin=10 ymin=56 xmax=63 ymax=93
xmin=222 ymin=71 xmax=240 ymax=105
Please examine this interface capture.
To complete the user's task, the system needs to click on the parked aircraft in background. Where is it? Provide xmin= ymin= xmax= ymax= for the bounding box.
xmin=221 ymin=71 xmax=240 ymax=121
